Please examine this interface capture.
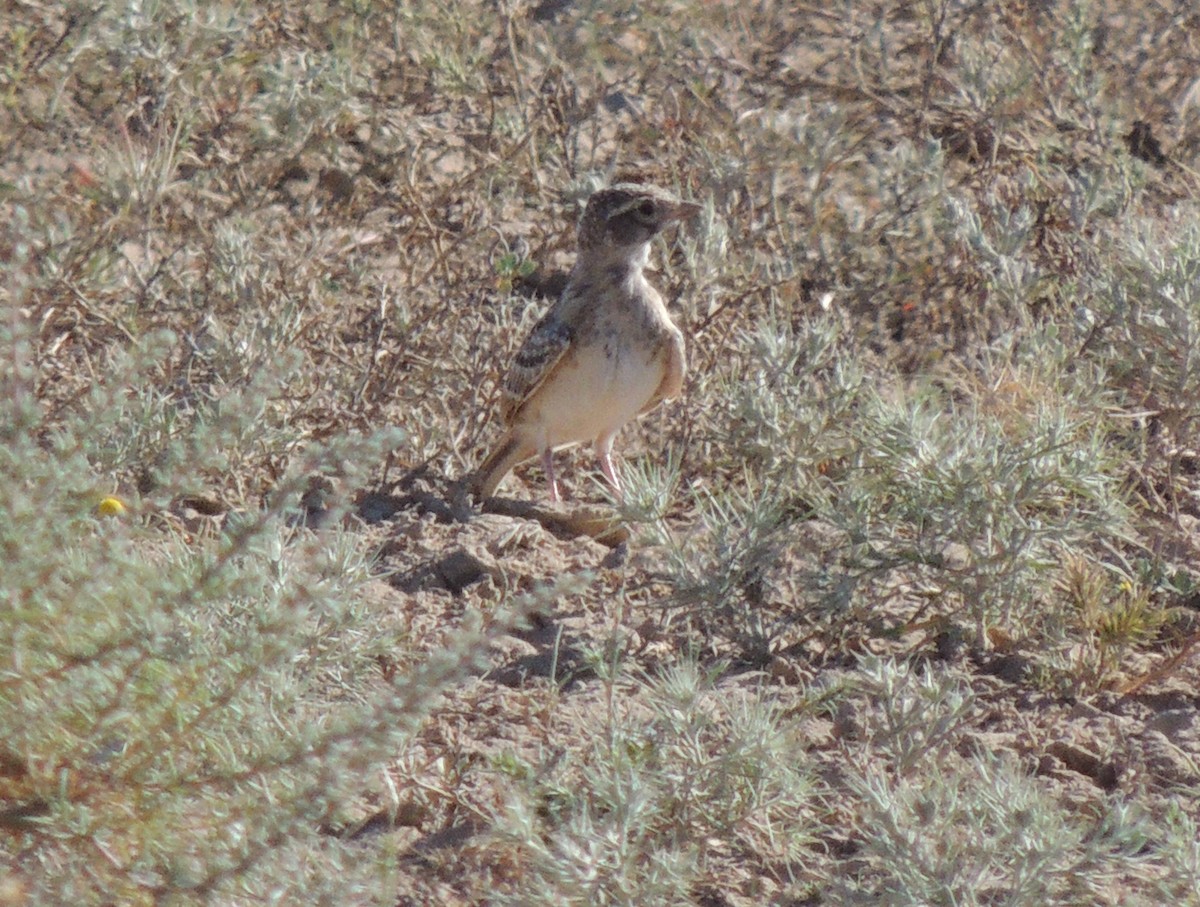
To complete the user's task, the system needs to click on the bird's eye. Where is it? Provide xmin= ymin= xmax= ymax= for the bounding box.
xmin=636 ymin=200 xmax=656 ymax=219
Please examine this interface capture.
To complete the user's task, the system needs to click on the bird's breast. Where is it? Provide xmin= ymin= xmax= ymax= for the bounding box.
xmin=523 ymin=333 xmax=668 ymax=448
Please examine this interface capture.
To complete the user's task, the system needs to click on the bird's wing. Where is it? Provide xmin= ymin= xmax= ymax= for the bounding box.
xmin=499 ymin=308 xmax=575 ymax=423
xmin=640 ymin=329 xmax=686 ymax=413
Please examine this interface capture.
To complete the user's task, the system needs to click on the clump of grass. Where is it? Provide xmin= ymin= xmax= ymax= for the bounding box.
xmin=663 ymin=307 xmax=1130 ymax=657
xmin=487 ymin=658 xmax=817 ymax=904
xmin=0 ymin=309 xmax=503 ymax=902
xmin=836 ymin=751 xmax=1151 ymax=906
xmin=1051 ymin=554 xmax=1171 ymax=692
xmin=1155 ymin=802 xmax=1200 ymax=904
xmin=1083 ymin=221 xmax=1200 ymax=504
xmin=840 ymin=332 xmax=1127 ymax=645
xmin=850 ymin=656 xmax=976 ymax=775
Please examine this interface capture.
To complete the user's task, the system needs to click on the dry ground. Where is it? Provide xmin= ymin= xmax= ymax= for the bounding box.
xmin=4 ymin=1 xmax=1200 ymax=903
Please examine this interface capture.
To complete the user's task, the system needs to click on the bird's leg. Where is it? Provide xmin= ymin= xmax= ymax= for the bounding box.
xmin=596 ymin=436 xmax=623 ymax=500
xmin=540 ymin=446 xmax=561 ymax=503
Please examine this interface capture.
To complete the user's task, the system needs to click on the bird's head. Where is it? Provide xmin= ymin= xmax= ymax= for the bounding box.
xmin=577 ymin=184 xmax=700 ymax=260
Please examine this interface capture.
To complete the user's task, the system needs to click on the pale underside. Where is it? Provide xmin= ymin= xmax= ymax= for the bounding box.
xmin=512 ymin=326 xmax=680 ymax=452
xmin=474 ymin=204 xmax=690 ymax=501
xmin=500 ymin=276 xmax=684 ymax=452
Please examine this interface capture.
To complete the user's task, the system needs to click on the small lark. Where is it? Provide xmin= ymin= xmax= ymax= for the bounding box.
xmin=473 ymin=183 xmax=699 ymax=502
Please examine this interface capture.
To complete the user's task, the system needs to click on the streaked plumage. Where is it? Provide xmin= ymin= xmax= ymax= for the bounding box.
xmin=473 ymin=183 xmax=698 ymax=502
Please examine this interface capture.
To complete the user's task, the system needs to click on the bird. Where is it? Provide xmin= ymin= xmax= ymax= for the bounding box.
xmin=472 ymin=182 xmax=699 ymax=503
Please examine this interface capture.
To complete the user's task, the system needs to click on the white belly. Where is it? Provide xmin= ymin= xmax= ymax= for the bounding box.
xmin=524 ymin=344 xmax=663 ymax=449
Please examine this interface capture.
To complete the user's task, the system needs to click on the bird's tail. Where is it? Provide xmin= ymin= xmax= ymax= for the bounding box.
xmin=471 ymin=432 xmax=537 ymax=499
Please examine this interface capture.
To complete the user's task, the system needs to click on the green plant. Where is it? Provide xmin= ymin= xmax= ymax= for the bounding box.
xmin=488 ymin=658 xmax=816 ymax=905
xmin=836 ymin=752 xmax=1151 ymax=906
xmin=0 ymin=310 xmax=503 ymax=902
xmin=1055 ymin=554 xmax=1169 ymax=691
xmin=852 ymin=656 xmax=975 ymax=775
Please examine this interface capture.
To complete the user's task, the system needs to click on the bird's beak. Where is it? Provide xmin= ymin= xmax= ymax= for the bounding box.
xmin=668 ymin=200 xmax=702 ymax=222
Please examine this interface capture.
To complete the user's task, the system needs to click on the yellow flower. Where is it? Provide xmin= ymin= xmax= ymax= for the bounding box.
xmin=96 ymin=496 xmax=127 ymax=518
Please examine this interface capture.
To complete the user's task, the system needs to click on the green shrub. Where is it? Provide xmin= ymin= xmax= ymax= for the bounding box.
xmin=0 ymin=311 xmax=498 ymax=903
xmin=488 ymin=658 xmax=816 ymax=905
